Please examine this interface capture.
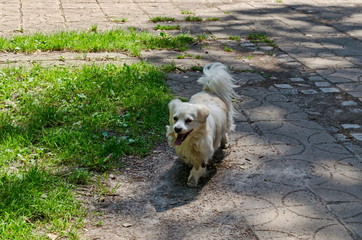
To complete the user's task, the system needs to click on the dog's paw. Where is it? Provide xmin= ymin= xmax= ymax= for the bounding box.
xmin=187 ymin=176 xmax=198 ymax=188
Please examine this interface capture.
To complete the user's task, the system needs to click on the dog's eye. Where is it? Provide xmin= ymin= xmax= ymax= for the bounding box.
xmin=185 ymin=119 xmax=193 ymax=124
xmin=173 ymin=116 xmax=178 ymax=121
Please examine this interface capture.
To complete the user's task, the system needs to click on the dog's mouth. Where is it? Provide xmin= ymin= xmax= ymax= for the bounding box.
xmin=174 ymin=130 xmax=193 ymax=146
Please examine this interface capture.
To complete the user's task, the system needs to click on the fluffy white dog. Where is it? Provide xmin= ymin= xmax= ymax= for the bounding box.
xmin=166 ymin=62 xmax=238 ymax=187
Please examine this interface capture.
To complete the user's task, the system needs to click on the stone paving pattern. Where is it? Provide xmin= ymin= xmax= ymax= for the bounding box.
xmin=1 ymin=0 xmax=362 ymax=239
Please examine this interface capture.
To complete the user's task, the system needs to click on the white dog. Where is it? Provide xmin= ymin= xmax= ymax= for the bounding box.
xmin=166 ymin=63 xmax=238 ymax=187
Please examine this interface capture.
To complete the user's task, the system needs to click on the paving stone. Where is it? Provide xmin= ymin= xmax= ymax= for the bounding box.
xmin=334 ymin=133 xmax=349 ymax=142
xmin=320 ymin=87 xmax=340 ymax=93
xmin=309 ymin=75 xmax=324 ymax=81
xmin=341 ymin=124 xmax=361 ymax=129
xmin=314 ymin=82 xmax=331 ymax=87
xmin=301 ymin=89 xmax=318 ymax=94
xmin=341 ymin=100 xmax=357 ymax=106
xmin=289 ymin=77 xmax=304 ymax=82
xmin=350 ymin=108 xmax=362 ymax=113
xmin=351 ymin=133 xmax=362 ymax=141
xmin=274 ymin=84 xmax=293 ymax=89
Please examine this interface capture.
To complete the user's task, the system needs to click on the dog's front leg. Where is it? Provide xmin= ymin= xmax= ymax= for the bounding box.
xmin=187 ymin=164 xmax=207 ymax=187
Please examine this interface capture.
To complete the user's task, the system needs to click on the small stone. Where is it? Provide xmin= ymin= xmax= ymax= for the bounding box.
xmin=341 ymin=101 xmax=357 ymax=106
xmin=289 ymin=77 xmax=304 ymax=82
xmin=315 ymin=82 xmax=331 ymax=87
xmin=274 ymin=84 xmax=293 ymax=89
xmin=252 ymin=51 xmax=265 ymax=55
xmin=351 ymin=133 xmax=362 ymax=141
xmin=122 ymin=223 xmax=133 ymax=228
xmin=301 ymin=89 xmax=318 ymax=94
xmin=341 ymin=124 xmax=361 ymax=129
xmin=320 ymin=88 xmax=340 ymax=93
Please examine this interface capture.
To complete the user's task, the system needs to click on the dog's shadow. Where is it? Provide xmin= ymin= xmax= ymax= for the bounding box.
xmin=149 ymin=148 xmax=225 ymax=212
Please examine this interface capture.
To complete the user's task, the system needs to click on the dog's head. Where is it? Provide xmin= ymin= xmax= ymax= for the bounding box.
xmin=168 ymin=99 xmax=209 ymax=146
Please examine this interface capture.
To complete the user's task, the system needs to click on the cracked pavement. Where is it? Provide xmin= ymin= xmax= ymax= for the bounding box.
xmin=1 ymin=0 xmax=362 ymax=239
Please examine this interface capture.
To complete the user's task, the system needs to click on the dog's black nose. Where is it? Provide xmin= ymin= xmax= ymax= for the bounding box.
xmin=174 ymin=127 xmax=182 ymax=133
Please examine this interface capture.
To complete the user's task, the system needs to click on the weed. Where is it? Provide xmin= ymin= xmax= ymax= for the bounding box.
xmin=224 ymin=11 xmax=231 ymax=14
xmin=181 ymin=10 xmax=193 ymax=15
xmin=246 ymin=32 xmax=276 ymax=46
xmin=229 ymin=35 xmax=241 ymax=41
xmin=195 ymin=34 xmax=208 ymax=42
xmin=190 ymin=66 xmax=203 ymax=71
xmin=154 ymin=25 xmax=180 ymax=30
xmin=184 ymin=16 xmax=203 ymax=22
xmin=205 ymin=17 xmax=220 ymax=21
xmin=223 ymin=46 xmax=234 ymax=52
xmin=89 ymin=25 xmax=98 ymax=33
xmin=150 ymin=16 xmax=175 ymax=23
xmin=113 ymin=18 xmax=127 ymax=23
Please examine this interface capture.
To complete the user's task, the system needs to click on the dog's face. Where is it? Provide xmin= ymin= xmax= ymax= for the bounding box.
xmin=168 ymin=99 xmax=209 ymax=146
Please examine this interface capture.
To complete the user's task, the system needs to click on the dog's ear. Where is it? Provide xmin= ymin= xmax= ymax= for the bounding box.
xmin=168 ymin=99 xmax=182 ymax=113
xmin=197 ymin=106 xmax=209 ymax=123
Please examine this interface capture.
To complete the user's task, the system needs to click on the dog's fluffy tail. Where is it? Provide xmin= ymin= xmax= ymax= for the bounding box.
xmin=197 ymin=62 xmax=239 ymax=131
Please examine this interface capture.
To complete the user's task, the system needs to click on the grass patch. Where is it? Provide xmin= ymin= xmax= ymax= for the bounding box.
xmin=181 ymin=10 xmax=193 ymax=15
xmin=205 ymin=17 xmax=220 ymax=21
xmin=229 ymin=35 xmax=241 ymax=41
xmin=184 ymin=16 xmax=203 ymax=22
xmin=246 ymin=32 xmax=276 ymax=46
xmin=0 ymin=62 xmax=175 ymax=237
xmin=154 ymin=25 xmax=181 ymax=31
xmin=0 ymin=28 xmax=194 ymax=56
xmin=150 ymin=16 xmax=175 ymax=23
xmin=0 ymin=167 xmax=84 ymax=239
xmin=223 ymin=46 xmax=234 ymax=52
xmin=0 ymin=62 xmax=173 ymax=172
xmin=112 ymin=18 xmax=127 ymax=23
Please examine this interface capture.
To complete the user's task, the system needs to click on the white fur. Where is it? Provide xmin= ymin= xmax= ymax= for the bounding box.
xmin=166 ymin=62 xmax=238 ymax=187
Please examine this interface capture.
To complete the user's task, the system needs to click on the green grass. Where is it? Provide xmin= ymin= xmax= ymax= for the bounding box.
xmin=150 ymin=16 xmax=175 ymax=23
xmin=0 ymin=167 xmax=84 ymax=239
xmin=181 ymin=10 xmax=193 ymax=15
xmin=223 ymin=46 xmax=234 ymax=52
xmin=0 ymin=28 xmax=194 ymax=56
xmin=205 ymin=17 xmax=220 ymax=21
xmin=184 ymin=16 xmax=203 ymax=22
xmin=0 ymin=62 xmax=174 ymax=238
xmin=246 ymin=32 xmax=276 ymax=46
xmin=229 ymin=35 xmax=241 ymax=41
xmin=0 ymin=62 xmax=173 ymax=171
xmin=154 ymin=25 xmax=181 ymax=30
xmin=112 ymin=18 xmax=127 ymax=23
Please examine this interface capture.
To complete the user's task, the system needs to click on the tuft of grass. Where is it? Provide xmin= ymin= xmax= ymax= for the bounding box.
xmin=112 ymin=18 xmax=127 ymax=23
xmin=181 ymin=10 xmax=193 ymax=15
xmin=223 ymin=46 xmax=234 ymax=52
xmin=150 ymin=16 xmax=175 ymax=23
xmin=154 ymin=25 xmax=181 ymax=31
xmin=184 ymin=16 xmax=203 ymax=22
xmin=246 ymin=32 xmax=276 ymax=46
xmin=0 ymin=28 xmax=194 ymax=56
xmin=205 ymin=17 xmax=220 ymax=21
xmin=229 ymin=35 xmax=241 ymax=41
xmin=190 ymin=66 xmax=203 ymax=71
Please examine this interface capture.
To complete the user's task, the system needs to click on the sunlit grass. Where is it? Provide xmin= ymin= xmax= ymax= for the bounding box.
xmin=0 ymin=28 xmax=194 ymax=56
